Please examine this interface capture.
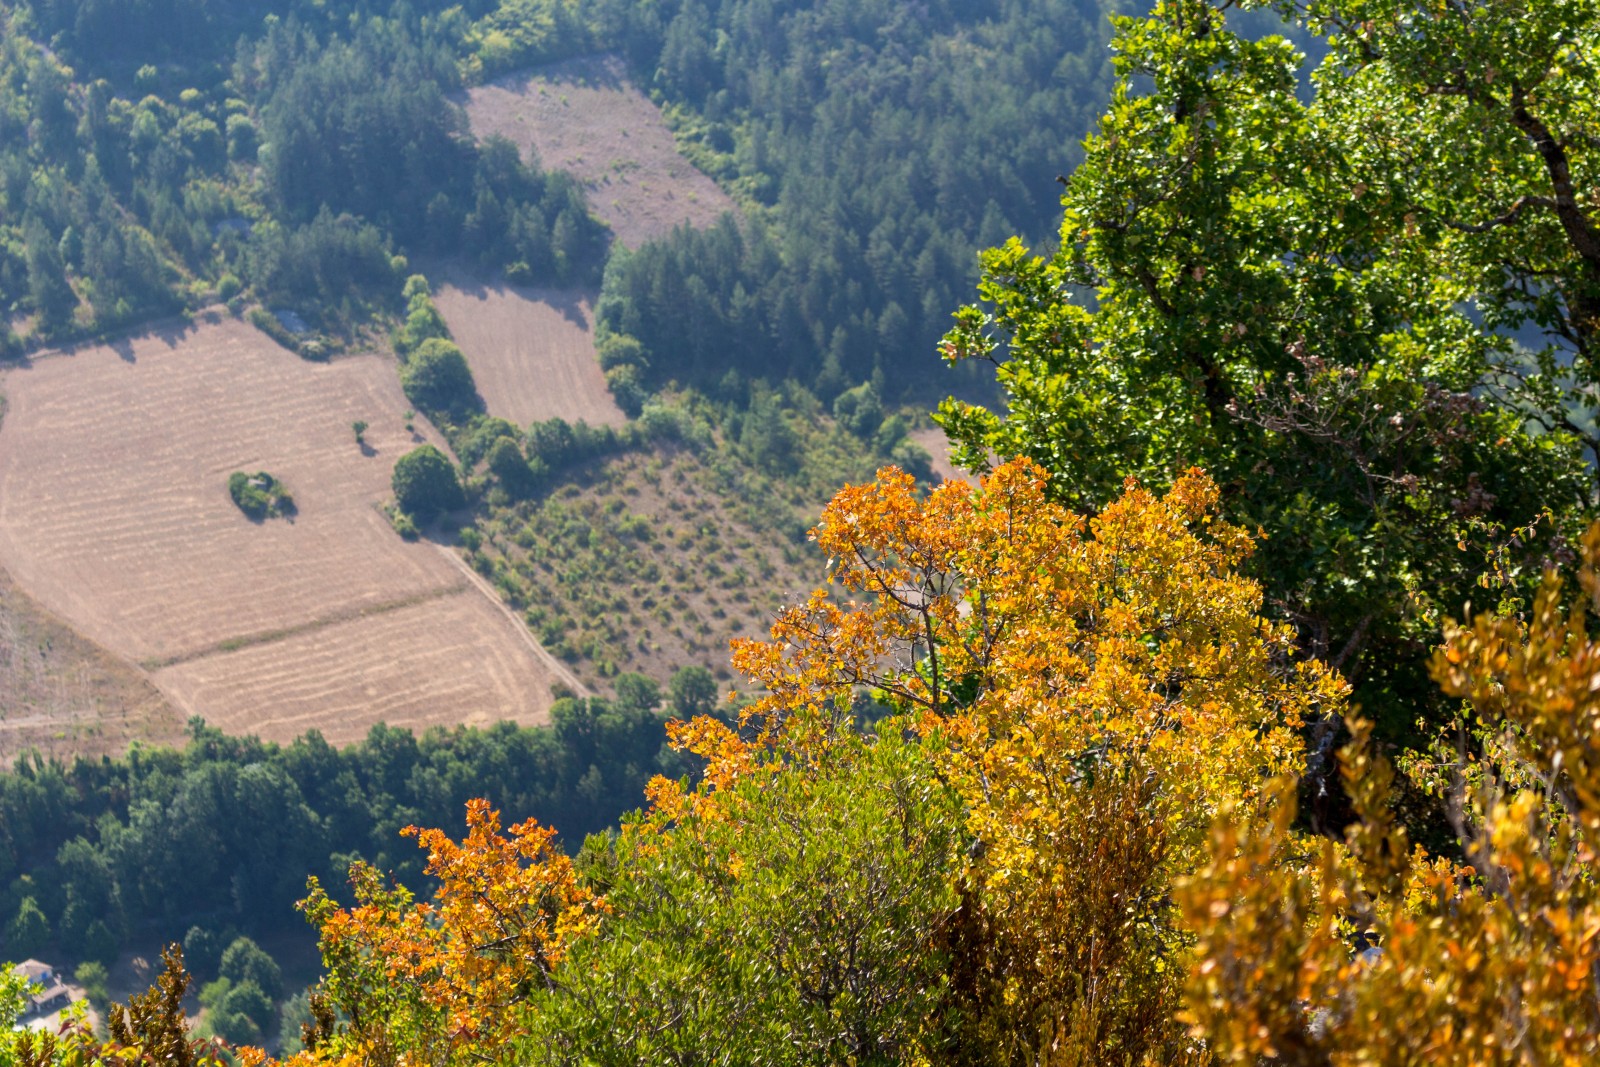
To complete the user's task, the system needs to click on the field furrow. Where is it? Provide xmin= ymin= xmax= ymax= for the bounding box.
xmin=429 ymin=268 xmax=624 ymax=429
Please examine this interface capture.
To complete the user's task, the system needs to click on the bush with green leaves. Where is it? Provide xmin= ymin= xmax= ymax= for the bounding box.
xmin=831 ymin=381 xmax=883 ymax=439
xmin=228 ymin=471 xmax=295 ymax=520
xmin=486 ymin=435 xmax=540 ymax=499
xmin=669 ymin=665 xmax=718 ymax=718
xmin=400 ymin=337 xmax=482 ymax=421
xmin=395 ymin=274 xmax=450 ymax=358
xmin=74 ymin=961 xmax=109 ymax=1012
xmin=5 ymin=896 xmax=50 ymax=958
xmin=391 ymin=445 xmax=463 ymax=521
xmin=220 ymin=936 xmax=282 ymax=1000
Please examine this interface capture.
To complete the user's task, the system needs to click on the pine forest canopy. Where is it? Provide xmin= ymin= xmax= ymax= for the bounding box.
xmin=0 ymin=0 xmax=1146 ymax=409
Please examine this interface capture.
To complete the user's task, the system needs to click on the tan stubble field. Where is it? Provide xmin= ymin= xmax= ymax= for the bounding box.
xmin=435 ymin=53 xmax=742 ymax=433
xmin=0 ymin=312 xmax=562 ymax=746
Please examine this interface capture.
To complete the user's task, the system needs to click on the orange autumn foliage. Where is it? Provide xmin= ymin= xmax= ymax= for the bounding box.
xmin=284 ymin=799 xmax=599 ymax=1067
xmin=276 ymin=459 xmax=1348 ymax=1065
xmin=661 ymin=458 xmax=1345 ymax=1061
xmin=1181 ymin=525 xmax=1600 ymax=1065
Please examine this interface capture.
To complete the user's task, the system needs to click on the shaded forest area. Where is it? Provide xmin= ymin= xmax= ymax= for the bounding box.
xmin=0 ymin=678 xmax=717 ymax=967
xmin=1 ymin=0 xmax=1142 ymax=407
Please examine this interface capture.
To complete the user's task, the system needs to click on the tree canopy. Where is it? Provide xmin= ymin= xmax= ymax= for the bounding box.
xmin=939 ymin=0 xmax=1599 ymax=750
xmin=391 ymin=445 xmax=464 ymax=521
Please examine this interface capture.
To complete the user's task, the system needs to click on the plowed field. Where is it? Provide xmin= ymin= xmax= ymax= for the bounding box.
xmin=459 ymin=53 xmax=737 ymax=249
xmin=430 ymin=268 xmax=625 ymax=428
xmin=0 ymin=312 xmax=560 ymax=745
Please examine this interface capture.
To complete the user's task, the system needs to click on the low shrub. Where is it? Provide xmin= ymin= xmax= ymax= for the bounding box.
xmin=228 ymin=471 xmax=295 ymax=520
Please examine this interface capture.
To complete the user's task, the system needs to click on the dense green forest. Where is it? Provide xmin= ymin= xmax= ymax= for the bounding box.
xmin=590 ymin=0 xmax=1128 ymax=399
xmin=0 ymin=0 xmax=1142 ymax=405
xmin=0 ymin=676 xmax=716 ymax=965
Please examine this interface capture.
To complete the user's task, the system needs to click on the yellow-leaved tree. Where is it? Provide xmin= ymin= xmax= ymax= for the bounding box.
xmin=1181 ymin=526 xmax=1600 ymax=1065
xmin=267 ymin=460 xmax=1346 ymax=1066
xmin=708 ymin=458 xmax=1346 ymax=1062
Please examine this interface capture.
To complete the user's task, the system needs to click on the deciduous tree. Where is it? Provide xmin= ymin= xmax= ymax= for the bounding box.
xmin=1182 ymin=522 xmax=1600 ymax=1064
xmin=939 ymin=0 xmax=1596 ymax=745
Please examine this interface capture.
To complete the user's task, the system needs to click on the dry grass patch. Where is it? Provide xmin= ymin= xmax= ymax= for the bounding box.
xmin=0 ymin=312 xmax=558 ymax=745
xmin=155 ymin=588 xmax=556 ymax=746
xmin=907 ymin=427 xmax=975 ymax=486
xmin=429 ymin=265 xmax=624 ymax=428
xmin=0 ymin=566 xmax=180 ymax=763
xmin=459 ymin=54 xmax=738 ymax=248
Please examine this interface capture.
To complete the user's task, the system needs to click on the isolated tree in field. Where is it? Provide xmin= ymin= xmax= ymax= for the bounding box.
xmin=939 ymin=0 xmax=1597 ymax=743
xmin=392 ymin=445 xmax=462 ymax=521
xmin=401 ymin=337 xmax=482 ymax=421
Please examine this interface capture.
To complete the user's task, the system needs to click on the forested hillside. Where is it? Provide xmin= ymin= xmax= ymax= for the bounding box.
xmin=1 ymin=0 xmax=1130 ymax=397
xmin=590 ymin=0 xmax=1127 ymax=399
xmin=0 ymin=680 xmax=716 ymax=977
xmin=11 ymin=0 xmax=1600 ymax=1062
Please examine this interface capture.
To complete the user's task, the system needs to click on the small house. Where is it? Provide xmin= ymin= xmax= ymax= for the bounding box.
xmin=11 ymin=960 xmax=72 ymax=1019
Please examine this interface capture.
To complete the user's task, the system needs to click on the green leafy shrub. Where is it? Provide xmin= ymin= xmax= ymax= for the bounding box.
xmin=5 ymin=896 xmax=49 ymax=958
xmin=832 ymin=381 xmax=884 ymax=438
xmin=220 ymin=937 xmax=282 ymax=1001
xmin=392 ymin=444 xmax=463 ymax=520
xmin=605 ymin=364 xmax=647 ymax=417
xmin=401 ymin=337 xmax=482 ymax=419
xmin=74 ymin=961 xmax=110 ymax=1012
xmin=228 ymin=471 xmax=295 ymax=520
xmin=486 ymin=435 xmax=540 ymax=499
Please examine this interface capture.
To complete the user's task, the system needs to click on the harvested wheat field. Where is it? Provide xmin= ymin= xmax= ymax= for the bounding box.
xmin=459 ymin=54 xmax=738 ymax=248
xmin=430 ymin=266 xmax=625 ymax=429
xmin=0 ymin=566 xmax=180 ymax=762
xmin=155 ymin=584 xmax=562 ymax=745
xmin=0 ymin=311 xmax=561 ymax=746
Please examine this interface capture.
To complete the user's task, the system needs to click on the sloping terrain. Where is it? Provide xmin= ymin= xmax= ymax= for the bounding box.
xmin=429 ymin=268 xmax=625 ymax=429
xmin=908 ymin=426 xmax=976 ymax=486
xmin=471 ymin=447 xmax=827 ymax=691
xmin=0 ymin=312 xmax=560 ymax=745
xmin=459 ymin=53 xmax=738 ymax=249
xmin=0 ymin=566 xmax=179 ymax=762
